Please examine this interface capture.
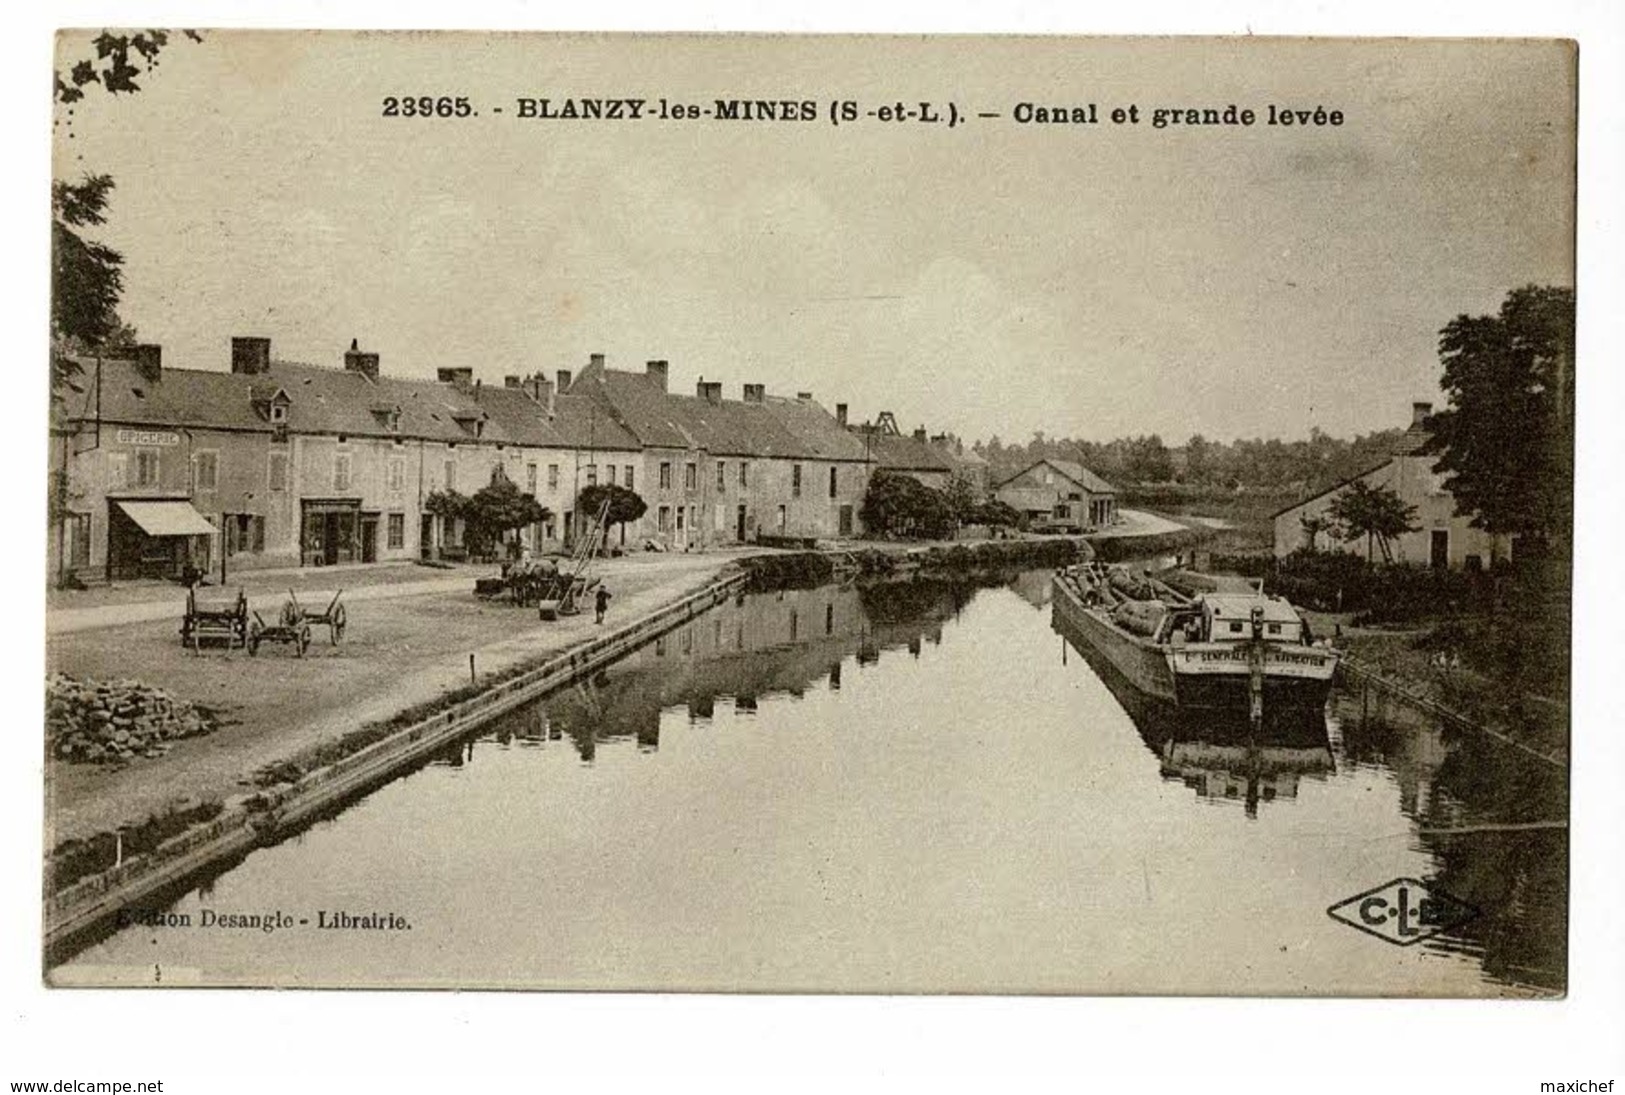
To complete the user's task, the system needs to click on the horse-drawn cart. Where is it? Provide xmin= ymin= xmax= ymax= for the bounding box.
xmin=247 ymin=610 xmax=311 ymax=656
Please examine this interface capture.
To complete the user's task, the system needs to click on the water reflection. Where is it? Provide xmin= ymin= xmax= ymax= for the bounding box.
xmin=63 ymin=572 xmax=1564 ymax=995
xmin=1053 ymin=595 xmax=1567 ymax=992
xmin=1333 ymin=684 xmax=1568 ymax=992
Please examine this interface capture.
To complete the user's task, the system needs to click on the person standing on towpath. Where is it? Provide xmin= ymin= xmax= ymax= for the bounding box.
xmin=595 ymin=586 xmax=613 ymax=624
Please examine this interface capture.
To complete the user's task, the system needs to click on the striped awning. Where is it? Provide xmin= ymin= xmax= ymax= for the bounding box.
xmin=115 ymin=500 xmax=216 ymax=537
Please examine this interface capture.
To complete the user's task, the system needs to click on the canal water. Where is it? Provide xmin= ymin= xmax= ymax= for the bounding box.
xmin=62 ymin=572 xmax=1566 ymax=994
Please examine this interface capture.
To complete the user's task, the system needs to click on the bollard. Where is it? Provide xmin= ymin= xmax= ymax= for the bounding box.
xmin=469 ymin=653 xmax=476 ymax=684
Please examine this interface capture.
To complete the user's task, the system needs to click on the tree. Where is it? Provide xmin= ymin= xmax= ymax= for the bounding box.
xmin=859 ymin=473 xmax=952 ymax=540
xmin=51 ymin=176 xmax=126 ymax=382
xmin=1299 ymin=512 xmax=1336 ymax=552
xmin=1326 ymin=479 xmax=1418 ymax=563
xmin=941 ymin=472 xmax=978 ymax=529
xmin=968 ymin=498 xmax=1020 ymax=528
xmin=463 ymin=476 xmax=548 ymax=559
xmin=577 ymin=483 xmax=647 ymax=544
xmin=1422 ymin=285 xmax=1574 ymax=547
xmin=52 ymin=31 xmax=203 ymax=385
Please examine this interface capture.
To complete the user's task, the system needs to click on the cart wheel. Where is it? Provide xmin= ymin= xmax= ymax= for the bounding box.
xmin=297 ymin=626 xmax=310 ymax=657
xmin=280 ymin=601 xmax=300 ymax=628
xmin=248 ymin=621 xmax=262 ymax=656
xmin=331 ymin=603 xmax=347 ymax=644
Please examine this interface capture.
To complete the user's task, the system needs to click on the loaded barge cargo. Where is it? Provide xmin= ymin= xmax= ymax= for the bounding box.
xmin=1051 ymin=563 xmax=1337 ymax=714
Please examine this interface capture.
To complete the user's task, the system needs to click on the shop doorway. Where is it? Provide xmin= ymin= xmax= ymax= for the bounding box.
xmin=302 ymin=500 xmax=361 ymax=566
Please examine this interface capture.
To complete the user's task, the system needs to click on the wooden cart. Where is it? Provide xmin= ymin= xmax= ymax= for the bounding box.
xmin=179 ymin=588 xmax=249 ymax=653
xmin=286 ymin=589 xmax=347 ymax=645
xmin=247 ymin=610 xmax=311 ymax=657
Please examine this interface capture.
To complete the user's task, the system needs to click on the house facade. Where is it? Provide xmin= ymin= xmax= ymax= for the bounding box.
xmin=48 ymin=339 xmax=638 ymax=584
xmin=1271 ymin=402 xmax=1511 ymax=569
xmin=993 ymin=458 xmax=1119 ymax=530
xmin=569 ymin=355 xmax=873 ymax=547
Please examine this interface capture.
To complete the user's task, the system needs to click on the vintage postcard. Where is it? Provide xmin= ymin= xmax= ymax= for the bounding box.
xmin=44 ymin=30 xmax=1575 ymax=994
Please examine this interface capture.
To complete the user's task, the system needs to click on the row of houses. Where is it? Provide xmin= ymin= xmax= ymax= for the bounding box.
xmin=47 ymin=338 xmax=982 ymax=583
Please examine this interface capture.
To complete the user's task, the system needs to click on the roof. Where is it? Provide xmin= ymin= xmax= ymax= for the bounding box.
xmin=1268 ymin=425 xmax=1433 ymax=519
xmin=51 ymin=353 xmax=639 ymax=451
xmin=858 ymin=430 xmax=956 ymax=474
xmin=572 ymin=363 xmax=868 ymax=461
xmin=1202 ymin=593 xmax=1303 ymax=624
xmin=993 ymin=457 xmax=1118 ymax=495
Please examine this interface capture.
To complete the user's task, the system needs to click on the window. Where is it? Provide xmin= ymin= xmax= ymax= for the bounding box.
xmin=387 ymin=512 xmax=405 ymax=549
xmin=792 ymin=464 xmax=803 ymax=498
xmin=685 ymin=463 xmax=697 ymax=491
xmin=717 ymin=462 xmax=727 ymax=492
xmin=777 ymin=504 xmax=787 ymax=531
xmin=443 ymin=459 xmax=456 ymax=491
xmin=194 ymin=451 xmax=218 ymax=492
xmin=135 ymin=449 xmax=160 ymax=487
xmin=268 ymin=452 xmax=288 ymax=492
xmin=108 ymin=452 xmax=128 ymax=490
xmin=334 ymin=453 xmax=353 ymax=493
xmin=223 ymin=513 xmax=264 ymax=556
xmin=269 ymin=403 xmax=288 ymax=424
xmin=739 ymin=461 xmax=749 ymax=488
xmin=657 ymin=505 xmax=671 ymax=532
xmin=659 ymin=462 xmax=672 ymax=490
xmin=606 ymin=464 xmax=616 ymax=486
xmin=624 ymin=465 xmax=634 ymax=491
xmin=547 ymin=464 xmax=559 ymax=489
xmin=526 ymin=463 xmax=538 ymax=495
xmin=586 ymin=464 xmax=598 ymax=488
xmin=387 ymin=457 xmax=405 ymax=493
xmin=829 ymin=465 xmax=838 ymax=498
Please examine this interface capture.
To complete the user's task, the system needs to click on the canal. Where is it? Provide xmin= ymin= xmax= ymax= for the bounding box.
xmin=61 ymin=572 xmax=1566 ymax=994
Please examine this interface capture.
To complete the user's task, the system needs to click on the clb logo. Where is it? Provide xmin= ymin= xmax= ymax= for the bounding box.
xmin=1327 ymin=878 xmax=1479 ymax=946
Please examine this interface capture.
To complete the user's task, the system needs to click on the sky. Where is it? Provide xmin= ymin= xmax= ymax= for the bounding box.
xmin=52 ymin=32 xmax=1575 ymax=446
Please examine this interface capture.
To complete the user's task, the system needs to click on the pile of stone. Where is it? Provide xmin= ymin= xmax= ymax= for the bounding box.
xmin=46 ymin=675 xmax=216 ymax=764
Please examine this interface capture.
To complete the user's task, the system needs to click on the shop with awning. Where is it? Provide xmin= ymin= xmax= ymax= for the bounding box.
xmin=107 ymin=498 xmax=216 ymax=580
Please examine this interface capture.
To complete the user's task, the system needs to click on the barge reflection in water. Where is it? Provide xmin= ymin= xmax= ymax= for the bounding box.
xmin=60 ymin=574 xmax=1564 ymax=995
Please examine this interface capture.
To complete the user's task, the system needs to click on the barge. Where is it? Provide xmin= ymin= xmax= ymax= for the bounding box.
xmin=1051 ymin=563 xmax=1337 ymax=715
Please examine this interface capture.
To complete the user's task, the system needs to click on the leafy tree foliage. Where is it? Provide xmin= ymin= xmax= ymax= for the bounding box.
xmin=859 ymin=472 xmax=953 ymax=540
xmin=1326 ymin=479 xmax=1418 ymax=563
xmin=1298 ymin=512 xmax=1335 ymax=552
xmin=1422 ymin=285 xmax=1574 ymax=543
xmin=54 ymin=30 xmax=202 ymax=103
xmin=968 ymin=498 xmax=1020 ymax=528
xmin=51 ymin=175 xmax=125 ymax=381
xmin=941 ymin=473 xmax=979 ymax=528
xmin=52 ymin=31 xmax=202 ymax=385
xmin=577 ymin=483 xmax=648 ymax=536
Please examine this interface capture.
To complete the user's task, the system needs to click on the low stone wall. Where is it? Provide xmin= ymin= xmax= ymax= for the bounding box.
xmin=741 ymin=536 xmax=1096 ymax=591
xmin=44 ymin=568 xmax=750 ymax=959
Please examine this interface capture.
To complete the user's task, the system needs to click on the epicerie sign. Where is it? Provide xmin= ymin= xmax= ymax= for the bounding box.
xmin=114 ymin=428 xmax=181 ymax=447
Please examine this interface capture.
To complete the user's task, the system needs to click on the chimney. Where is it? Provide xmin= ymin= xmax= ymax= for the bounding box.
xmin=436 ymin=367 xmax=474 ymax=388
xmin=556 ymin=369 xmax=572 ymax=393
xmin=132 ymin=344 xmax=162 ymax=383
xmin=835 ymin=403 xmax=848 ymax=428
xmin=913 ymin=426 xmax=928 ymax=443
xmin=697 ymin=378 xmax=723 ymax=405
xmin=742 ymin=383 xmax=765 ymax=404
xmin=230 ymin=336 xmax=272 ymax=375
xmin=343 ymin=339 xmax=380 ymax=381
xmin=1411 ymin=401 xmax=1434 ymax=428
xmin=797 ymin=391 xmax=813 ymax=403
xmin=589 ymin=352 xmax=605 ymax=371
xmin=646 ymin=359 xmax=669 ymax=392
xmin=504 ymin=375 xmax=522 ymax=388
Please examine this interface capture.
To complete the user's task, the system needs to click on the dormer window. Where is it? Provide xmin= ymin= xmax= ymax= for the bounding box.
xmin=269 ymin=404 xmax=288 ymax=424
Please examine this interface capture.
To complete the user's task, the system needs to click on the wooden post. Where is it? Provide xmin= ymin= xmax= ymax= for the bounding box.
xmin=469 ymin=653 xmax=476 ymax=684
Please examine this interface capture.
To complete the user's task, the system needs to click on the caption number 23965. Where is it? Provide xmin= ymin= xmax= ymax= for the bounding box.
xmin=382 ymin=96 xmax=475 ymax=118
